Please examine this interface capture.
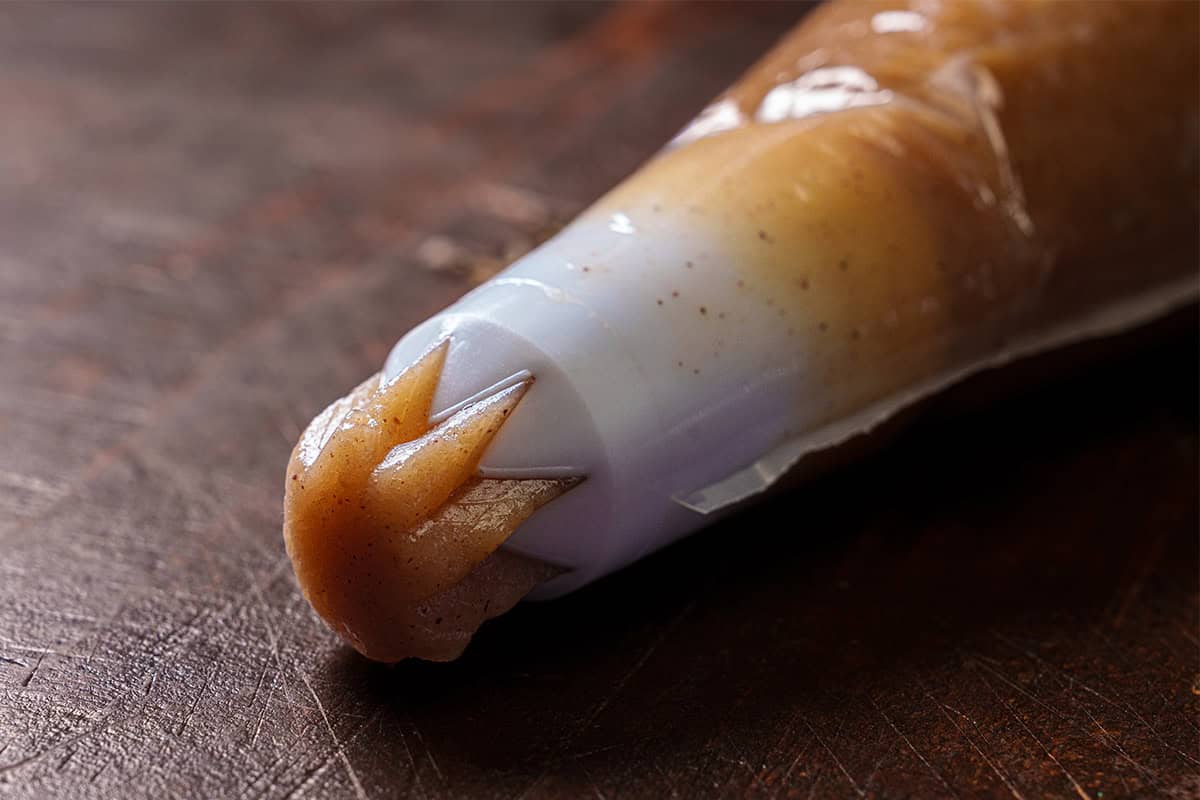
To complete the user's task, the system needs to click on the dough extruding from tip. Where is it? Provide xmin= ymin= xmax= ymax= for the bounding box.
xmin=284 ymin=341 xmax=581 ymax=662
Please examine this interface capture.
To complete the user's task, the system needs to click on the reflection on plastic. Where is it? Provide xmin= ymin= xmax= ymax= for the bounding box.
xmin=870 ymin=10 xmax=928 ymax=34
xmin=608 ymin=212 xmax=637 ymax=235
xmin=756 ymin=66 xmax=894 ymax=123
xmin=670 ymin=97 xmax=746 ymax=146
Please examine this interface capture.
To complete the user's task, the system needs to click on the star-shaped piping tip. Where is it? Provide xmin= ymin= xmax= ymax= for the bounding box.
xmin=284 ymin=339 xmax=582 ymax=660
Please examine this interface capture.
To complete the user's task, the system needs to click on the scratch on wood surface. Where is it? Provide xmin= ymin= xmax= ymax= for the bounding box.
xmin=585 ymin=599 xmax=696 ymax=729
xmin=0 ymin=640 xmax=86 ymax=661
xmin=0 ymin=703 xmax=123 ymax=777
xmin=89 ymin=757 xmax=111 ymax=784
xmin=971 ymin=662 xmax=1094 ymax=800
xmin=1110 ymin=527 xmax=1168 ymax=629
xmin=0 ymin=563 xmax=290 ymax=779
xmin=0 ymin=469 xmax=67 ymax=497
xmin=19 ymin=653 xmax=44 ymax=688
xmin=511 ymin=770 xmax=548 ymax=800
xmin=1076 ymin=682 xmax=1200 ymax=769
xmin=239 ymin=703 xmax=386 ymax=800
xmin=651 ymin=758 xmax=680 ymax=800
xmin=920 ymin=684 xmax=1027 ymax=800
xmin=1084 ymin=626 xmax=1184 ymax=728
xmin=576 ymin=764 xmax=608 ymax=800
xmin=298 ymin=668 xmax=368 ymax=800
xmin=563 ymin=743 xmax=625 ymax=764
xmin=802 ymin=718 xmax=865 ymax=798
xmin=247 ymin=659 xmax=271 ymax=712
xmin=971 ymin=653 xmax=1086 ymax=731
xmin=718 ymin=755 xmax=769 ymax=794
xmin=245 ymin=570 xmax=305 ymax=749
xmin=250 ymin=669 xmax=280 ymax=747
xmin=280 ymin=755 xmax=339 ymax=800
xmin=871 ymin=697 xmax=960 ymax=799
xmin=1090 ymin=624 xmax=1200 ymax=743
xmin=989 ymin=634 xmax=1200 ymax=768
xmin=273 ymin=406 xmax=304 ymax=448
xmin=84 ymin=602 xmax=125 ymax=666
xmin=408 ymin=717 xmax=444 ymax=786
xmin=862 ymin=736 xmax=897 ymax=791
xmin=0 ymin=617 xmax=200 ymax=773
xmin=248 ymin=563 xmax=291 ymax=654
xmin=512 ymin=600 xmax=700 ymax=799
xmin=805 ymin=761 xmax=827 ymax=800
xmin=177 ymin=660 xmax=219 ymax=736
xmin=780 ymin=729 xmax=816 ymax=786
xmin=274 ymin=704 xmax=390 ymax=800
xmin=396 ymin=723 xmax=427 ymax=800
xmin=1079 ymin=702 xmax=1159 ymax=785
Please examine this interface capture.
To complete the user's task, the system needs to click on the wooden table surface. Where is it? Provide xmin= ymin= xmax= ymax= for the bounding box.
xmin=1 ymin=3 xmax=1196 ymax=798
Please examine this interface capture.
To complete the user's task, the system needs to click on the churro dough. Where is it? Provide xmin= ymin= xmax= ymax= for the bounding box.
xmin=285 ymin=342 xmax=572 ymax=662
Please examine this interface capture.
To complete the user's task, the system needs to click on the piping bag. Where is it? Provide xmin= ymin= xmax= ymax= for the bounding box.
xmin=285 ymin=0 xmax=1199 ymax=662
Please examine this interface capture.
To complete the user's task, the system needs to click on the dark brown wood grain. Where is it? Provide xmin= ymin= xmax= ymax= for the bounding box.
xmin=0 ymin=3 xmax=1196 ymax=798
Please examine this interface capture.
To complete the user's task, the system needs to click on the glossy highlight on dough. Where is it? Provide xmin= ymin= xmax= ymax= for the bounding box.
xmin=284 ymin=341 xmax=579 ymax=662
